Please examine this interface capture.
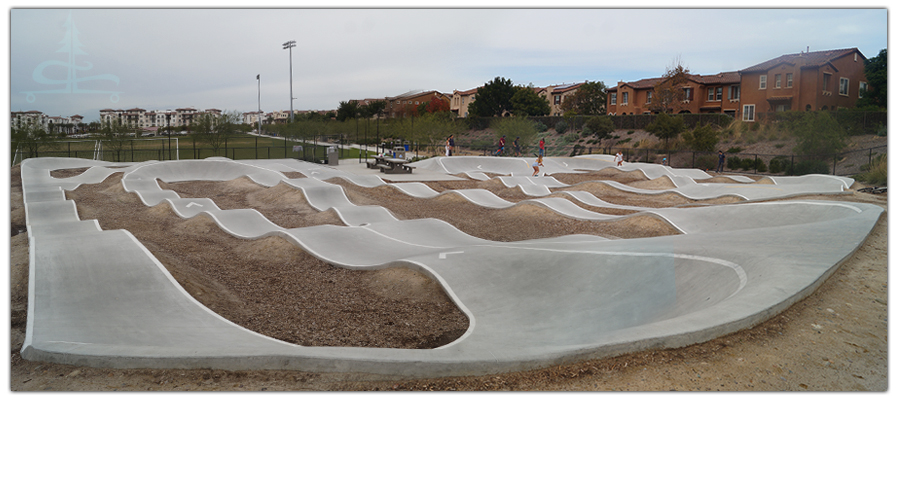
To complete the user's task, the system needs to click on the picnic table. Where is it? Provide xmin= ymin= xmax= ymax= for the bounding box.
xmin=366 ymin=155 xmax=415 ymax=174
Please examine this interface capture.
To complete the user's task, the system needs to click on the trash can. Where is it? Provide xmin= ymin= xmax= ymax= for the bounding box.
xmin=327 ymin=147 xmax=338 ymax=166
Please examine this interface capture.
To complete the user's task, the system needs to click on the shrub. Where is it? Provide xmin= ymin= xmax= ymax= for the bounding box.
xmin=876 ymin=124 xmax=887 ymax=137
xmin=565 ymin=132 xmax=580 ymax=142
xmin=856 ymin=153 xmax=887 ymax=185
xmin=681 ymin=124 xmax=719 ymax=152
xmin=726 ymin=147 xmax=742 ymax=154
xmin=533 ymin=121 xmax=548 ymax=133
xmin=555 ymin=120 xmax=568 ymax=133
xmin=727 ymin=156 xmax=743 ymax=170
xmin=768 ymin=156 xmax=790 ymax=174
xmin=695 ymin=155 xmax=717 ymax=170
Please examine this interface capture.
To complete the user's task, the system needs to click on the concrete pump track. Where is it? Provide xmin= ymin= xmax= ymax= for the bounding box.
xmin=20 ymin=155 xmax=882 ymax=377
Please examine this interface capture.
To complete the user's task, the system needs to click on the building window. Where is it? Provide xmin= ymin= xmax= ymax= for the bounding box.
xmin=742 ymin=104 xmax=755 ymax=122
xmin=759 ymin=75 xmax=767 ymax=89
xmin=786 ymin=73 xmax=793 ymax=88
xmin=646 ymin=91 xmax=653 ymax=104
xmin=682 ymin=88 xmax=693 ymax=101
xmin=859 ymin=81 xmax=868 ymax=98
xmin=729 ymin=85 xmax=740 ymax=100
xmin=610 ymin=93 xmax=617 ymax=105
xmin=775 ymin=74 xmax=781 ymax=88
xmin=622 ymin=92 xmax=628 ymax=105
xmin=554 ymin=95 xmax=561 ymax=105
xmin=823 ymin=73 xmax=831 ymax=91
xmin=839 ymin=77 xmax=849 ymax=96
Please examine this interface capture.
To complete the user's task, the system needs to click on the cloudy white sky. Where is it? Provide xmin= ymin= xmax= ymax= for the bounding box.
xmin=7 ymin=4 xmax=889 ymax=123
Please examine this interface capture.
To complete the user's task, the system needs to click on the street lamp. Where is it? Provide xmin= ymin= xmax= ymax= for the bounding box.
xmin=282 ymin=40 xmax=296 ymax=123
xmin=256 ymin=74 xmax=262 ymax=136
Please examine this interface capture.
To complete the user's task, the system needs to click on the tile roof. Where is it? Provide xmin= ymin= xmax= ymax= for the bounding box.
xmin=740 ymin=48 xmax=863 ymax=73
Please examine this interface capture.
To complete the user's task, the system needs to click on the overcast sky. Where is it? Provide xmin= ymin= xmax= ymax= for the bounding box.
xmin=7 ymin=5 xmax=888 ymax=122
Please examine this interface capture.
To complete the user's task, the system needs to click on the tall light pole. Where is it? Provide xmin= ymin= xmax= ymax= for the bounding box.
xmin=256 ymin=74 xmax=262 ymax=136
xmin=282 ymin=40 xmax=296 ymax=123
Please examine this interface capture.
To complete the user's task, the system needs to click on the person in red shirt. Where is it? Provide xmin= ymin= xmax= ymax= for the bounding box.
xmin=538 ymin=137 xmax=545 ymax=157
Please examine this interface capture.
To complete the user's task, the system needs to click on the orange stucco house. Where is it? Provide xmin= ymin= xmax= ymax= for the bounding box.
xmin=608 ymin=47 xmax=868 ymax=121
xmin=737 ymin=47 xmax=868 ymax=121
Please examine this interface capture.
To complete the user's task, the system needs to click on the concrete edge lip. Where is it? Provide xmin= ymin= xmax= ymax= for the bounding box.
xmin=20 ymin=157 xmax=883 ymax=377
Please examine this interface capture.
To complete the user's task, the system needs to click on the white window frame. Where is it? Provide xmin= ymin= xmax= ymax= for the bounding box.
xmin=646 ymin=91 xmax=653 ymax=104
xmin=786 ymin=73 xmax=793 ymax=88
xmin=859 ymin=81 xmax=868 ymax=98
xmin=742 ymin=104 xmax=755 ymax=122
xmin=728 ymin=85 xmax=740 ymax=101
xmin=759 ymin=75 xmax=767 ymax=89
xmin=775 ymin=74 xmax=781 ymax=88
xmin=839 ymin=77 xmax=849 ymax=96
xmin=622 ymin=92 xmax=628 ymax=105
xmin=610 ymin=93 xmax=617 ymax=105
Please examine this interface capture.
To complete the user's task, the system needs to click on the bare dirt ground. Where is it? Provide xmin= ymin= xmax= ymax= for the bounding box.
xmin=8 ymin=155 xmax=888 ymax=391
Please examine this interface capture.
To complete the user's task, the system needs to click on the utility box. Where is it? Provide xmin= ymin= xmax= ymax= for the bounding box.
xmin=327 ymin=147 xmax=338 ymax=165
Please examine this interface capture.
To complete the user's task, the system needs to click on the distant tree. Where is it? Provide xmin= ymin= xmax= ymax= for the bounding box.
xmin=12 ymin=121 xmax=50 ymax=157
xmin=649 ymin=57 xmax=692 ymax=114
xmin=194 ymin=110 xmax=242 ymax=154
xmin=510 ymin=85 xmax=551 ymax=116
xmin=645 ymin=112 xmax=685 ymax=150
xmin=364 ymin=100 xmax=387 ymax=118
xmin=560 ymin=81 xmax=608 ymax=115
xmin=469 ymin=76 xmax=516 ymax=117
xmin=858 ymin=48 xmax=886 ymax=109
xmin=491 ymin=116 xmax=539 ymax=153
xmin=98 ymin=118 xmax=131 ymax=161
xmin=337 ymin=101 xmax=360 ymax=122
xmin=792 ymin=111 xmax=846 ymax=158
xmin=681 ymin=124 xmax=719 ymax=152
xmin=584 ymin=115 xmax=615 ymax=148
xmin=423 ymin=96 xmax=450 ymax=114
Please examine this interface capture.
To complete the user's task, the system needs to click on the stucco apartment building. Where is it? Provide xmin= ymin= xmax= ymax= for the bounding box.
xmin=451 ymin=82 xmax=586 ymax=118
xmin=11 ymin=110 xmax=84 ymax=132
xmin=607 ymin=48 xmax=869 ymax=121
xmin=99 ymin=107 xmax=222 ymax=129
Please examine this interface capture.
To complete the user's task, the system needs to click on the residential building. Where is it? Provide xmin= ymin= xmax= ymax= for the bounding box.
xmin=384 ymin=90 xmax=451 ymax=118
xmin=451 ymin=88 xmax=479 ymax=118
xmin=607 ymin=47 xmax=868 ymax=122
xmin=11 ymin=110 xmax=84 ymax=133
xmin=540 ymin=82 xmax=585 ymax=116
xmin=737 ymin=47 xmax=868 ymax=121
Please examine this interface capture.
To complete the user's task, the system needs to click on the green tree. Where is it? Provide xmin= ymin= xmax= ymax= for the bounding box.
xmin=491 ymin=117 xmax=539 ymax=155
xmin=99 ymin=118 xmax=131 ymax=161
xmin=645 ymin=112 xmax=685 ymax=150
xmin=792 ymin=111 xmax=847 ymax=158
xmin=560 ymin=81 xmax=608 ymax=115
xmin=681 ymin=124 xmax=719 ymax=152
xmin=510 ymin=85 xmax=551 ymax=116
xmin=584 ymin=115 xmax=615 ymax=149
xmin=12 ymin=121 xmax=50 ymax=158
xmin=857 ymin=48 xmax=886 ymax=109
xmin=468 ymin=76 xmax=516 ymax=117
xmin=337 ymin=101 xmax=360 ymax=122
xmin=194 ymin=110 xmax=242 ymax=155
xmin=363 ymin=100 xmax=387 ymax=118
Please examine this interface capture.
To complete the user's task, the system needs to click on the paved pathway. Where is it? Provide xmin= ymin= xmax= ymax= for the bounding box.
xmin=20 ymin=156 xmax=882 ymax=376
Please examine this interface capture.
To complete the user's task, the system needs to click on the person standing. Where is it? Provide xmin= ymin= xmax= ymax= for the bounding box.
xmin=532 ymin=155 xmax=543 ymax=176
xmin=538 ymin=137 xmax=545 ymax=157
xmin=448 ymin=134 xmax=454 ymax=156
xmin=514 ymin=137 xmax=521 ymax=157
xmin=615 ymin=151 xmax=623 ymax=166
xmin=717 ymin=150 xmax=725 ymax=173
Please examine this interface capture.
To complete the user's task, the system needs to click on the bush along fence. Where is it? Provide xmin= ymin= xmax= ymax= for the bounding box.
xmin=610 ymin=145 xmax=887 ymax=177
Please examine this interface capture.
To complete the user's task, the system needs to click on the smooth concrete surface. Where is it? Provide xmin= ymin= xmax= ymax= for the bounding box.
xmin=20 ymin=156 xmax=882 ymax=376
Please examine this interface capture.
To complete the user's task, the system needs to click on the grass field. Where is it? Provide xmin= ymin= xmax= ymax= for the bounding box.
xmin=12 ymin=133 xmax=378 ymax=164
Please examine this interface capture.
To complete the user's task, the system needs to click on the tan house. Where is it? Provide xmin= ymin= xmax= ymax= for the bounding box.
xmin=607 ymin=77 xmax=665 ymax=115
xmin=540 ymin=82 xmax=584 ymax=116
xmin=737 ymin=47 xmax=868 ymax=121
xmin=451 ymin=87 xmax=479 ymax=118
